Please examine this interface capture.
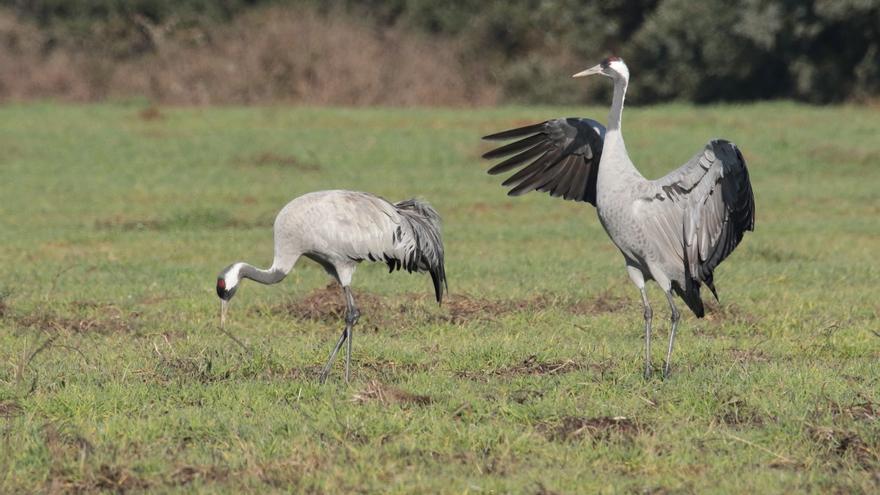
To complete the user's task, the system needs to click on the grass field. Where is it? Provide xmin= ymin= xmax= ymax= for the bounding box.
xmin=0 ymin=102 xmax=878 ymax=493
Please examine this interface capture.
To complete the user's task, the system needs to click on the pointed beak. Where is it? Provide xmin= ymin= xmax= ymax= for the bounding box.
xmin=572 ymin=64 xmax=603 ymax=78
xmin=220 ymin=299 xmax=228 ymax=328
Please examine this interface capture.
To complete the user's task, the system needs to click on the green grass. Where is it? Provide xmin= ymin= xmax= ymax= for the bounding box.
xmin=0 ymin=102 xmax=878 ymax=493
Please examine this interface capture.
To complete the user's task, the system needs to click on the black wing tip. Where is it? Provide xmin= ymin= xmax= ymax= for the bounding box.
xmin=481 ymin=122 xmax=547 ymax=141
xmin=430 ymin=264 xmax=447 ymax=305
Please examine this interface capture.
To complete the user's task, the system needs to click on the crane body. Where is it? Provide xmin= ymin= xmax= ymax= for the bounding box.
xmin=483 ymin=57 xmax=755 ymax=378
xmin=216 ymin=189 xmax=447 ymax=383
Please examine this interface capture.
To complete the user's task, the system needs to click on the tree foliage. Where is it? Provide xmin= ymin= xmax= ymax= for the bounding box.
xmin=3 ymin=0 xmax=878 ymax=103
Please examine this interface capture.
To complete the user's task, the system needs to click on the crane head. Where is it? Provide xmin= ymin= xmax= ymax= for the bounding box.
xmin=216 ymin=263 xmax=242 ymax=327
xmin=572 ymin=56 xmax=629 ymax=82
xmin=216 ymin=276 xmax=238 ymax=300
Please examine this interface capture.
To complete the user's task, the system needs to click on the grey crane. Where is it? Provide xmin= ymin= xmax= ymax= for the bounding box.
xmin=215 ymin=190 xmax=447 ymax=383
xmin=482 ymin=57 xmax=755 ymax=378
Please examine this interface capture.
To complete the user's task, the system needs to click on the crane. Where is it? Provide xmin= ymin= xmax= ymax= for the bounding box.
xmin=215 ymin=190 xmax=447 ymax=383
xmin=482 ymin=57 xmax=755 ymax=378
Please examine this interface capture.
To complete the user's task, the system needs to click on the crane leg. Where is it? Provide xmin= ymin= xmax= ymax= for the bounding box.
xmin=640 ymin=287 xmax=653 ymax=379
xmin=662 ymin=291 xmax=680 ymax=379
xmin=319 ymin=327 xmax=347 ymax=384
xmin=343 ymin=286 xmax=360 ymax=383
xmin=318 ymin=286 xmax=360 ymax=384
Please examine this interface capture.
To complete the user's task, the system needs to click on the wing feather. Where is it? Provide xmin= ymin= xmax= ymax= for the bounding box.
xmin=482 ymin=118 xmax=605 ymax=205
xmin=652 ymin=140 xmax=755 ymax=292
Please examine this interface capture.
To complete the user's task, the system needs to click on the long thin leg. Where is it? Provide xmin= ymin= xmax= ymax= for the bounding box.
xmin=342 ymin=286 xmax=360 ymax=383
xmin=663 ymin=291 xmax=681 ymax=379
xmin=319 ymin=327 xmax=348 ymax=384
xmin=640 ymin=287 xmax=653 ymax=379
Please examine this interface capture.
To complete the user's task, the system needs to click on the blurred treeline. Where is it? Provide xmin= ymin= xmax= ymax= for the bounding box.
xmin=1 ymin=0 xmax=878 ymax=105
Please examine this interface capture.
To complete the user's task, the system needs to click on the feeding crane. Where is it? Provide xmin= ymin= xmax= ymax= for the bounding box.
xmin=216 ymin=190 xmax=447 ymax=383
xmin=482 ymin=57 xmax=755 ymax=378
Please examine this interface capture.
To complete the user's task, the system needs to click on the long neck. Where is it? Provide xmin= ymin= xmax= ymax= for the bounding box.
xmin=607 ymin=77 xmax=627 ymax=132
xmin=598 ymin=76 xmax=643 ymax=185
xmin=238 ymin=262 xmax=287 ymax=285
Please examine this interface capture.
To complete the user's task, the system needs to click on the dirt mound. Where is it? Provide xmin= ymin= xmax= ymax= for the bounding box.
xmin=539 ymin=416 xmax=644 ymax=443
xmin=268 ymin=284 xmax=636 ymax=330
xmin=10 ymin=303 xmax=138 ymax=335
xmin=351 ymin=380 xmax=431 ymax=406
xmin=0 ymin=400 xmax=23 ymax=419
xmin=809 ymin=426 xmax=879 ymax=470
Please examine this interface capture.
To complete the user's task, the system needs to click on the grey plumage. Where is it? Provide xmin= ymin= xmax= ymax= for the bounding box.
xmin=483 ymin=57 xmax=755 ymax=378
xmin=392 ymin=198 xmax=447 ymax=302
xmin=215 ymin=189 xmax=447 ymax=383
xmin=484 ymin=118 xmax=605 ymax=203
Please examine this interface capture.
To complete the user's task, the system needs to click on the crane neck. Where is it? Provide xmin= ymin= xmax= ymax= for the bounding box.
xmin=597 ymin=76 xmax=642 ymax=185
xmin=607 ymin=77 xmax=627 ymax=132
xmin=238 ymin=262 xmax=287 ymax=285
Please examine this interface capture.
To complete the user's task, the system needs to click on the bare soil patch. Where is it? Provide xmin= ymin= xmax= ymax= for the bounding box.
xmin=0 ymin=288 xmax=10 ymax=318
xmin=152 ymin=354 xmax=231 ymax=384
xmin=728 ymin=347 xmax=770 ymax=363
xmin=94 ymin=215 xmax=162 ymax=231
xmin=351 ymin=380 xmax=431 ymax=406
xmin=9 ymin=302 xmax=138 ymax=335
xmin=510 ymin=389 xmax=545 ymax=404
xmin=716 ymin=397 xmax=768 ymax=427
xmin=138 ymin=106 xmax=164 ymax=121
xmin=91 ymin=464 xmax=150 ymax=493
xmin=0 ymin=400 xmax=23 ymax=419
xmin=809 ymin=426 xmax=879 ymax=470
xmin=833 ymin=401 xmax=879 ymax=422
xmin=704 ymin=301 xmax=760 ymax=327
xmin=268 ymin=283 xmax=636 ymax=330
xmin=94 ymin=211 xmax=267 ymax=232
xmin=272 ymin=283 xmax=384 ymax=325
xmin=497 ymin=355 xmax=581 ymax=377
xmin=568 ymin=289 xmax=633 ymax=315
xmin=170 ymin=465 xmax=230 ymax=486
xmin=815 ymin=397 xmax=879 ymax=423
xmin=359 ymin=358 xmax=426 ymax=375
xmin=539 ymin=416 xmax=644 ymax=443
xmin=244 ymin=152 xmax=322 ymax=172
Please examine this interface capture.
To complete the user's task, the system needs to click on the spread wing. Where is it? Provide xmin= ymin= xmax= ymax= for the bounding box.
xmin=652 ymin=139 xmax=755 ymax=295
xmin=481 ymin=118 xmax=605 ymax=205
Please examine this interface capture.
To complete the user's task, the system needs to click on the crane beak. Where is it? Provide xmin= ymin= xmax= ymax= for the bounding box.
xmin=572 ymin=65 xmax=603 ymax=78
xmin=220 ymin=300 xmax=228 ymax=328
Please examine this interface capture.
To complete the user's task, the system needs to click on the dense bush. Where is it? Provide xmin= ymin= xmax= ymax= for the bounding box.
xmin=1 ymin=0 xmax=878 ymax=104
xmin=625 ymin=0 xmax=880 ymax=103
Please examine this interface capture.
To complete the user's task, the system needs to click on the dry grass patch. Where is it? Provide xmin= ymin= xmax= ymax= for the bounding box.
xmin=716 ymin=397 xmax=769 ymax=427
xmin=359 ymin=358 xmax=426 ymax=375
xmin=814 ymin=397 xmax=880 ymax=423
xmin=243 ymin=152 xmax=322 ymax=172
xmin=728 ymin=347 xmax=771 ymax=363
xmin=138 ymin=106 xmax=164 ymax=121
xmin=351 ymin=380 xmax=431 ymax=406
xmin=566 ymin=289 xmax=633 ymax=315
xmin=703 ymin=301 xmax=761 ymax=327
xmin=0 ymin=400 xmax=23 ymax=419
xmin=494 ymin=355 xmax=581 ymax=378
xmin=809 ymin=426 xmax=879 ymax=470
xmin=539 ymin=416 xmax=644 ymax=444
xmin=269 ymin=284 xmax=637 ymax=331
xmin=0 ymin=7 xmax=497 ymax=105
xmin=10 ymin=304 xmax=138 ymax=335
xmin=94 ymin=211 xmax=267 ymax=232
xmin=170 ymin=465 xmax=230 ymax=487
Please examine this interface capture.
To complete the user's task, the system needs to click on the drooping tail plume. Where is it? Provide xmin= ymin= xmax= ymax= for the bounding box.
xmin=392 ymin=198 xmax=447 ymax=303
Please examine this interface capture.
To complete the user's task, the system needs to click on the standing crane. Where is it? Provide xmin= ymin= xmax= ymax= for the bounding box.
xmin=216 ymin=190 xmax=447 ymax=383
xmin=482 ymin=57 xmax=755 ymax=378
